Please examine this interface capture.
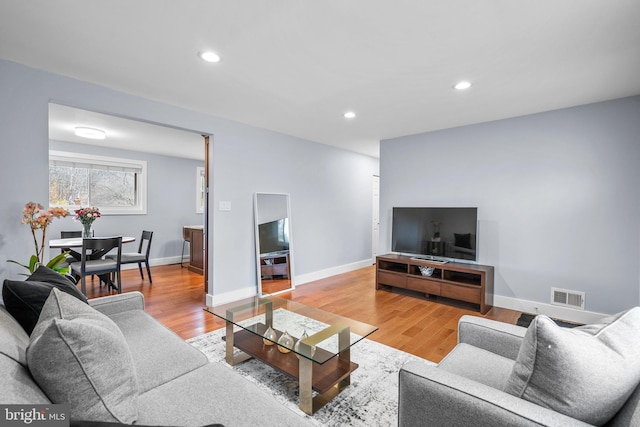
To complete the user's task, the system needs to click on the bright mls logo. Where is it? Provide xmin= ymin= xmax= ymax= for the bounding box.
xmin=1 ymin=405 xmax=68 ymax=426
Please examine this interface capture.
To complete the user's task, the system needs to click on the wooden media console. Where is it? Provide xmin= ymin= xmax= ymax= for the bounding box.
xmin=376 ymin=253 xmax=494 ymax=314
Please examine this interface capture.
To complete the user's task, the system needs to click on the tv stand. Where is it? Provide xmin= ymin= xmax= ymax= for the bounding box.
xmin=260 ymin=252 xmax=290 ymax=279
xmin=376 ymin=253 xmax=494 ymax=314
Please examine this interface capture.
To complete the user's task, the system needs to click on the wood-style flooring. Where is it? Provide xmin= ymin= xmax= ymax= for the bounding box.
xmin=84 ymin=263 xmax=522 ymax=363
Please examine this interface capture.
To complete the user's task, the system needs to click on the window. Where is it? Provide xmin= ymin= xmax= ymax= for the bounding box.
xmin=49 ymin=151 xmax=147 ymax=214
xmin=196 ymin=166 xmax=205 ymax=213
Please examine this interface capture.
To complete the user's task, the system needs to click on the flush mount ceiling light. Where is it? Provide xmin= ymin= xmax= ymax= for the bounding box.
xmin=453 ymin=81 xmax=472 ymax=90
xmin=74 ymin=127 xmax=106 ymax=140
xmin=343 ymin=111 xmax=356 ymax=119
xmin=198 ymin=50 xmax=221 ymax=63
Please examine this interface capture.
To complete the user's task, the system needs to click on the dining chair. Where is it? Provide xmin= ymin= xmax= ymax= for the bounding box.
xmin=181 ymin=226 xmax=191 ymax=267
xmin=107 ymin=230 xmax=153 ymax=283
xmin=60 ymin=230 xmax=83 ymax=262
xmin=70 ymin=236 xmax=123 ymax=295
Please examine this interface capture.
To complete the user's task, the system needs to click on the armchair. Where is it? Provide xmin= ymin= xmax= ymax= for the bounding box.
xmin=399 ymin=314 xmax=640 ymax=426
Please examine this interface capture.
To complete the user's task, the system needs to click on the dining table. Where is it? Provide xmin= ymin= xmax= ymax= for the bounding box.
xmin=49 ymin=236 xmax=136 ymax=292
xmin=49 ymin=236 xmax=136 ymax=249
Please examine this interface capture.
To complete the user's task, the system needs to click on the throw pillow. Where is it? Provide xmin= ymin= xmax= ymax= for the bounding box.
xmin=504 ymin=308 xmax=640 ymax=425
xmin=2 ymin=265 xmax=87 ymax=335
xmin=27 ymin=288 xmax=139 ymax=424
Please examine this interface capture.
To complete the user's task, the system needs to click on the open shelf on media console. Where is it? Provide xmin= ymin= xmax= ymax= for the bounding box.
xmin=410 ymin=256 xmax=448 ymax=264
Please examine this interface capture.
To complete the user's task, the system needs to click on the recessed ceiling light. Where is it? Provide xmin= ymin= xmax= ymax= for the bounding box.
xmin=198 ymin=50 xmax=221 ymax=63
xmin=453 ymin=81 xmax=472 ymax=90
xmin=74 ymin=127 xmax=106 ymax=140
xmin=344 ymin=111 xmax=356 ymax=119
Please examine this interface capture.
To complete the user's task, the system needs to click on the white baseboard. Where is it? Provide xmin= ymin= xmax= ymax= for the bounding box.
xmin=119 ymin=256 xmax=185 ymax=271
xmin=206 ymin=286 xmax=257 ymax=307
xmin=494 ymin=295 xmax=608 ymax=324
xmin=206 ymin=258 xmax=374 ymax=307
xmin=294 ymin=258 xmax=374 ymax=286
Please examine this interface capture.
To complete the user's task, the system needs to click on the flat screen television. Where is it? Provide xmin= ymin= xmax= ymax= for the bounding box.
xmin=391 ymin=207 xmax=478 ymax=262
xmin=258 ymin=218 xmax=289 ymax=255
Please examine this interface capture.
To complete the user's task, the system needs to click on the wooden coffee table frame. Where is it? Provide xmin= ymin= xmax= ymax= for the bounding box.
xmin=223 ymin=300 xmax=357 ymax=415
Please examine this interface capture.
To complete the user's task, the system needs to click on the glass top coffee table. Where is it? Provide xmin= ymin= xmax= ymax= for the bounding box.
xmin=205 ymin=295 xmax=378 ymax=415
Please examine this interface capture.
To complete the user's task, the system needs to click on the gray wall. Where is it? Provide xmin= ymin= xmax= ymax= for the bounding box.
xmin=0 ymin=59 xmax=379 ymax=300
xmin=380 ymin=96 xmax=640 ymax=314
xmin=211 ymin=122 xmax=379 ymax=295
xmin=47 ymin=140 xmax=204 ymax=262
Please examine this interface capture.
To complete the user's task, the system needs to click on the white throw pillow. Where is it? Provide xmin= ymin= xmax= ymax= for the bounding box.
xmin=504 ymin=308 xmax=640 ymax=425
xmin=27 ymin=288 xmax=139 ymax=423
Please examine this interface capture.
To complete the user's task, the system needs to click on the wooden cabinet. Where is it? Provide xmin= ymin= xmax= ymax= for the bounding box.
xmin=185 ymin=226 xmax=204 ymax=275
xmin=376 ymin=253 xmax=494 ymax=314
xmin=260 ymin=252 xmax=290 ymax=279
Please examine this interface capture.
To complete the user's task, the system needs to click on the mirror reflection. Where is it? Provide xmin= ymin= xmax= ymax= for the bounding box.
xmin=254 ymin=193 xmax=293 ymax=295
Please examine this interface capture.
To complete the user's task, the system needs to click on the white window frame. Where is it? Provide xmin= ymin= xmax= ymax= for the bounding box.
xmin=196 ymin=166 xmax=205 ymax=214
xmin=49 ymin=150 xmax=147 ymax=215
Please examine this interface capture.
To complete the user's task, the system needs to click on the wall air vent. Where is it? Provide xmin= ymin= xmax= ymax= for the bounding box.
xmin=551 ymin=288 xmax=585 ymax=310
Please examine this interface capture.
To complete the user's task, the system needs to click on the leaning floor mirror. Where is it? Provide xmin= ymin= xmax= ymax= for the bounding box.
xmin=254 ymin=193 xmax=294 ymax=296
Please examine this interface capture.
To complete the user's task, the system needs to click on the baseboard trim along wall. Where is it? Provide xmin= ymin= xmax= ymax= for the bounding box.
xmin=119 ymin=256 xmax=183 ymax=271
xmin=294 ymin=258 xmax=374 ymax=286
xmin=206 ymin=258 xmax=374 ymax=308
xmin=494 ymin=295 xmax=608 ymax=324
xmin=205 ymin=260 xmax=610 ymax=324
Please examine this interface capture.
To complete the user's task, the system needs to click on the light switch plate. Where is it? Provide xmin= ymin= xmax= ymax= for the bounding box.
xmin=219 ymin=201 xmax=231 ymax=211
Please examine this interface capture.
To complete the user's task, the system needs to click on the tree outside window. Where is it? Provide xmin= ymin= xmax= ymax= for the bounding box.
xmin=49 ymin=151 xmax=147 ymax=214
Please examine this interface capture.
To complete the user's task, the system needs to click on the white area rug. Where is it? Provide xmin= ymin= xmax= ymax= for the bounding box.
xmin=188 ymin=313 xmax=434 ymax=427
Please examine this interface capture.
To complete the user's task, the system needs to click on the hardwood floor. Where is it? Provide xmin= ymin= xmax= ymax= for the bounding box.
xmin=85 ymin=263 xmax=522 ymax=363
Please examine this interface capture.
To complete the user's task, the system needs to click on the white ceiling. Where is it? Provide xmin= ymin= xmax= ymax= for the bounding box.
xmin=2 ymin=1 xmax=640 ymax=158
xmin=49 ymin=103 xmax=205 ymax=160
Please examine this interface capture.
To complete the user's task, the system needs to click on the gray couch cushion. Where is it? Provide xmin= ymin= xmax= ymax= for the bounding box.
xmin=438 ymin=343 xmax=515 ymax=390
xmin=504 ymin=308 xmax=640 ymax=425
xmin=0 ymin=355 xmax=52 ymax=403
xmin=0 ymin=306 xmax=30 ymax=365
xmin=108 ymin=309 xmax=208 ymax=393
xmin=27 ymin=289 xmax=139 ymax=424
xmin=137 ymin=362 xmax=313 ymax=427
xmin=0 ymin=305 xmax=51 ymax=404
xmin=608 ymin=381 xmax=640 ymax=427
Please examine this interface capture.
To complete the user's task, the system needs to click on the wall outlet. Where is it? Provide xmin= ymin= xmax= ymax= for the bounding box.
xmin=219 ymin=201 xmax=231 ymax=211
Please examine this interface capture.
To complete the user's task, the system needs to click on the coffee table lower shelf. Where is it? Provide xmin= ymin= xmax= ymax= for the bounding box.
xmin=228 ymin=327 xmax=358 ymax=414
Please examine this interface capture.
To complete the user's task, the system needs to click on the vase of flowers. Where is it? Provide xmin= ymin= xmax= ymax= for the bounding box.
xmin=431 ymin=220 xmax=442 ymax=242
xmin=74 ymin=207 xmax=101 ymax=238
xmin=7 ymin=202 xmax=70 ymax=274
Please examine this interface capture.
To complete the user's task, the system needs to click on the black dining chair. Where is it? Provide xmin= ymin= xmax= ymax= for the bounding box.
xmin=107 ymin=230 xmax=153 ymax=283
xmin=59 ymin=230 xmax=83 ymax=263
xmin=70 ymin=236 xmax=123 ymax=295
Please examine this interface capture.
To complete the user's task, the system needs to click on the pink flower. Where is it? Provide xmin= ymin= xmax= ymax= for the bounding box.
xmin=74 ymin=207 xmax=101 ymax=225
xmin=17 ymin=201 xmax=69 ymax=263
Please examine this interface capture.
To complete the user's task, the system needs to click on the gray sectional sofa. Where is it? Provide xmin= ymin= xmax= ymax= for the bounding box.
xmin=399 ymin=313 xmax=640 ymax=426
xmin=1 ymin=287 xmax=312 ymax=427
